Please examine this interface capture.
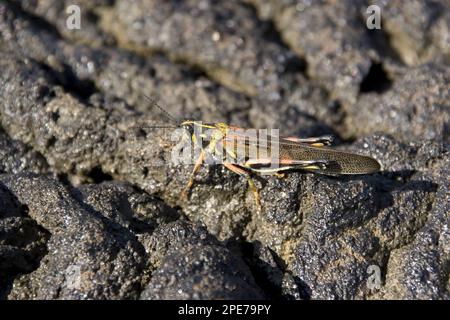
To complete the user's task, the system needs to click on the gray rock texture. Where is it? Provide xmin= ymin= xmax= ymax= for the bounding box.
xmin=0 ymin=0 xmax=449 ymax=300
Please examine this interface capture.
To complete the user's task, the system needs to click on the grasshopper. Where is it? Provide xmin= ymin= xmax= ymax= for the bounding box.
xmin=178 ymin=121 xmax=380 ymax=209
xmin=143 ymin=96 xmax=381 ymax=210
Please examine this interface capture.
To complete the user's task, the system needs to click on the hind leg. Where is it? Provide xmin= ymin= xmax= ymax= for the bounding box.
xmin=283 ymin=135 xmax=334 ymax=147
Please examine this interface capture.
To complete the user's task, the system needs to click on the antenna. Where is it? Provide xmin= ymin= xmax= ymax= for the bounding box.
xmin=138 ymin=125 xmax=178 ymax=130
xmin=143 ymin=94 xmax=179 ymax=125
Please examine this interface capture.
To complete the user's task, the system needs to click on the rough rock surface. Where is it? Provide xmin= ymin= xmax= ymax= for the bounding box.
xmin=0 ymin=1 xmax=449 ymax=300
xmin=139 ymin=220 xmax=264 ymax=299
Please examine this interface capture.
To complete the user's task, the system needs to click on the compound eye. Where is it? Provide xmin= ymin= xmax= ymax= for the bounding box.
xmin=184 ymin=125 xmax=194 ymax=135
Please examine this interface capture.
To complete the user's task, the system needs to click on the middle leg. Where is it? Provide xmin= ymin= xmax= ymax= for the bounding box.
xmin=223 ymin=163 xmax=261 ymax=212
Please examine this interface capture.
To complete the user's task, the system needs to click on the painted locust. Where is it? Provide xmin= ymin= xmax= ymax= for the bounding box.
xmin=178 ymin=120 xmax=381 ymax=210
xmin=142 ymin=96 xmax=381 ymax=210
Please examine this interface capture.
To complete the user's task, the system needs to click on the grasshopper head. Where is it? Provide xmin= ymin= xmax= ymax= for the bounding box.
xmin=180 ymin=121 xmax=222 ymax=134
xmin=180 ymin=121 xmax=227 ymax=148
xmin=180 ymin=120 xmax=196 ymax=136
